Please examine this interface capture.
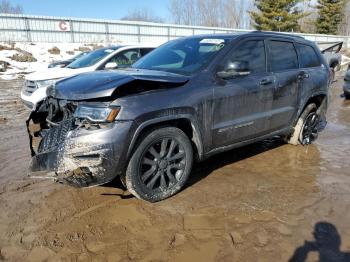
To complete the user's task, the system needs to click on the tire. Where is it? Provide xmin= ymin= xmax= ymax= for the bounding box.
xmin=287 ymin=103 xmax=319 ymax=146
xmin=344 ymin=92 xmax=350 ymax=100
xmin=125 ymin=127 xmax=193 ymax=202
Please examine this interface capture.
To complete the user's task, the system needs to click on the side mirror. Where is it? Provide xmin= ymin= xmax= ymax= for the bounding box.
xmin=217 ymin=61 xmax=250 ymax=79
xmin=105 ymin=62 xmax=118 ymax=70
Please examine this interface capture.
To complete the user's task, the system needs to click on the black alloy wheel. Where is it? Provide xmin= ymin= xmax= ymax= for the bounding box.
xmin=300 ymin=112 xmax=319 ymax=145
xmin=125 ymin=127 xmax=193 ymax=202
xmin=140 ymin=138 xmax=186 ymax=190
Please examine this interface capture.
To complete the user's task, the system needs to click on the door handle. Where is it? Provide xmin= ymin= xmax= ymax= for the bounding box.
xmin=260 ymin=79 xmax=272 ymax=85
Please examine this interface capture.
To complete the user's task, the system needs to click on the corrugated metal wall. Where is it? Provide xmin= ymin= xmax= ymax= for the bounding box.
xmin=0 ymin=14 xmax=349 ymax=47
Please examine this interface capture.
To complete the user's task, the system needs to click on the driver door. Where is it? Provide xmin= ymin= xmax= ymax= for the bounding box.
xmin=212 ymin=39 xmax=275 ymax=148
xmin=99 ymin=48 xmax=140 ymax=70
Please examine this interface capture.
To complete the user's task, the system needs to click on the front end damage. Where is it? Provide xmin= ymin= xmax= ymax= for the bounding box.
xmin=26 ymin=98 xmax=130 ymax=187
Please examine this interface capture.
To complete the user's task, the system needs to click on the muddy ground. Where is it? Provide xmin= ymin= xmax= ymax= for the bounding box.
xmin=0 ymin=76 xmax=350 ymax=262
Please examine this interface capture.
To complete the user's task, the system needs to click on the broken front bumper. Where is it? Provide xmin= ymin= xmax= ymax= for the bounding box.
xmin=28 ymin=118 xmax=133 ymax=187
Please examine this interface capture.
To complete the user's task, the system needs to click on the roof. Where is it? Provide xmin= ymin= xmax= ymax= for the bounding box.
xmin=187 ymin=31 xmax=309 ymax=43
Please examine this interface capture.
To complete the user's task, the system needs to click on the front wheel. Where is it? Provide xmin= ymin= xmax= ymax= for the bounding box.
xmin=125 ymin=127 xmax=193 ymax=202
xmin=287 ymin=103 xmax=319 ymax=145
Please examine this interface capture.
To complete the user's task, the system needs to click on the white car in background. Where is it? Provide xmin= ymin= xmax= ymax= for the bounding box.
xmin=21 ymin=45 xmax=156 ymax=109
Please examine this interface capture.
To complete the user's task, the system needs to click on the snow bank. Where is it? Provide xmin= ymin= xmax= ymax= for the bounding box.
xmin=0 ymin=42 xmax=108 ymax=80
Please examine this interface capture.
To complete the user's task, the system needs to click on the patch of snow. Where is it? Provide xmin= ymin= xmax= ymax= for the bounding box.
xmin=0 ymin=42 xmax=109 ymax=80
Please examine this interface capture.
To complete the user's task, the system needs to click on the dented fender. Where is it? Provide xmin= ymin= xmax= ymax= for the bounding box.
xmin=127 ymin=112 xmax=204 ymax=161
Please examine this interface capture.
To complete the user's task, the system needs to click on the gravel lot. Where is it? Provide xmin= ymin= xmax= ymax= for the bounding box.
xmin=0 ymin=76 xmax=349 ymax=261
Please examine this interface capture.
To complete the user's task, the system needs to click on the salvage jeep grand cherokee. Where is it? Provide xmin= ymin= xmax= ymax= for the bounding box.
xmin=27 ymin=32 xmax=331 ymax=202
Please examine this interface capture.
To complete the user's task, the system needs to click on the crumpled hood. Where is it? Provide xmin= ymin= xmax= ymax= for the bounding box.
xmin=26 ymin=67 xmax=90 ymax=81
xmin=51 ymin=69 xmax=190 ymax=100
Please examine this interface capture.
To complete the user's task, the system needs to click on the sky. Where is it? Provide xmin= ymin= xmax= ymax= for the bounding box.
xmin=8 ymin=0 xmax=172 ymax=21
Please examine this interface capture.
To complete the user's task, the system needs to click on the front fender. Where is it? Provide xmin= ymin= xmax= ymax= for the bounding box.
xmin=127 ymin=111 xmax=204 ymax=161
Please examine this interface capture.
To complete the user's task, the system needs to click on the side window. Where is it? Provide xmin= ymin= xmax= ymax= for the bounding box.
xmin=140 ymin=48 xmax=154 ymax=56
xmin=228 ymin=40 xmax=266 ymax=74
xmin=108 ymin=49 xmax=140 ymax=68
xmin=268 ymin=41 xmax=298 ymax=72
xmin=296 ymin=43 xmax=321 ymax=68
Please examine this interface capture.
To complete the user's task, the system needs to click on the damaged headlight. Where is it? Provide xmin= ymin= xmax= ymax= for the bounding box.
xmin=74 ymin=105 xmax=120 ymax=123
xmin=36 ymin=79 xmax=58 ymax=89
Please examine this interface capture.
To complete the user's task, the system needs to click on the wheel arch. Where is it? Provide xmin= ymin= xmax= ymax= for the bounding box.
xmin=127 ymin=114 xmax=204 ymax=162
xmin=297 ymin=92 xmax=328 ymax=123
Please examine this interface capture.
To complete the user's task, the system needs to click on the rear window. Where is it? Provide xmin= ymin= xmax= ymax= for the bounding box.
xmin=268 ymin=41 xmax=298 ymax=72
xmin=296 ymin=43 xmax=321 ymax=68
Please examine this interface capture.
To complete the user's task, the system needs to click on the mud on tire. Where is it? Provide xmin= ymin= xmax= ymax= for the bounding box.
xmin=287 ymin=103 xmax=319 ymax=146
xmin=125 ymin=127 xmax=193 ymax=202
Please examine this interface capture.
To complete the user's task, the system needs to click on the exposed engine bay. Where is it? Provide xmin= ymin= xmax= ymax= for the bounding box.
xmin=26 ymin=98 xmax=121 ymax=187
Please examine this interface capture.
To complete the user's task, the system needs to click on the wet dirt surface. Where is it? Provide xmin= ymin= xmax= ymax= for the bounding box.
xmin=0 ymin=77 xmax=350 ymax=262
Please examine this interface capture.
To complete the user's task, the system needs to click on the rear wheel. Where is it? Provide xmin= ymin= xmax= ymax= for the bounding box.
xmin=125 ymin=127 xmax=193 ymax=202
xmin=287 ymin=103 xmax=319 ymax=145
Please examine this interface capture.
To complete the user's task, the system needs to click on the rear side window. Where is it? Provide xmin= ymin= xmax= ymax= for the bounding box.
xmin=140 ymin=48 xmax=154 ymax=56
xmin=108 ymin=49 xmax=140 ymax=68
xmin=229 ymin=40 xmax=266 ymax=74
xmin=296 ymin=43 xmax=321 ymax=68
xmin=268 ymin=41 xmax=298 ymax=72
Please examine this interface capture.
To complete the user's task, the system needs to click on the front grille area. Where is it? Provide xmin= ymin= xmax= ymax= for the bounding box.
xmin=38 ymin=119 xmax=73 ymax=153
xmin=23 ymin=80 xmax=37 ymax=96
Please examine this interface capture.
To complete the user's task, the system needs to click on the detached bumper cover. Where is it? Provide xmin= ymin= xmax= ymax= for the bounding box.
xmin=28 ymin=118 xmax=132 ymax=187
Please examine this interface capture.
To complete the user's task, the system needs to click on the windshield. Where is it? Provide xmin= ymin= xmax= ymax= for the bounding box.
xmin=67 ymin=47 xmax=118 ymax=69
xmin=72 ymin=51 xmax=89 ymax=60
xmin=132 ymin=37 xmax=230 ymax=75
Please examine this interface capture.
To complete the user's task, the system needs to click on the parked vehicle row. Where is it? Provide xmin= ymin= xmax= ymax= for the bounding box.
xmin=48 ymin=51 xmax=90 ymax=68
xmin=21 ymin=45 xmax=156 ymax=109
xmin=25 ymin=31 xmax=332 ymax=202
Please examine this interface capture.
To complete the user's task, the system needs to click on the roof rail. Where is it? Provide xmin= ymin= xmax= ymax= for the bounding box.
xmin=251 ymin=30 xmax=305 ymax=39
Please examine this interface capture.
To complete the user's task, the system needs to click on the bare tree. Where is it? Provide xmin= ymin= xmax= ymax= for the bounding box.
xmin=168 ymin=0 xmax=252 ymax=29
xmin=169 ymin=0 xmax=197 ymax=25
xmin=221 ymin=0 xmax=245 ymax=28
xmin=121 ymin=8 xmax=164 ymax=23
xmin=0 ymin=0 xmax=23 ymax=14
xmin=295 ymin=0 xmax=317 ymax=33
xmin=196 ymin=0 xmax=222 ymax=27
xmin=339 ymin=1 xmax=350 ymax=35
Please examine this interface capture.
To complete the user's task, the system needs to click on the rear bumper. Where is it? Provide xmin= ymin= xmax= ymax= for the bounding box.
xmin=29 ymin=119 xmax=133 ymax=187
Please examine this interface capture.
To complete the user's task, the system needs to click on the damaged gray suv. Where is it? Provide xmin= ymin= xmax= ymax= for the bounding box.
xmin=27 ymin=32 xmax=331 ymax=202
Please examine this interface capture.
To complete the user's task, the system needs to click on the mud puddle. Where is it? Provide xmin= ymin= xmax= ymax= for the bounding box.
xmin=0 ymin=77 xmax=350 ymax=261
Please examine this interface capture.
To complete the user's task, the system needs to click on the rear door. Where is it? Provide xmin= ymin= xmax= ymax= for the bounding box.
xmin=295 ymin=43 xmax=329 ymax=122
xmin=267 ymin=40 xmax=300 ymax=131
xmin=212 ymin=38 xmax=275 ymax=148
